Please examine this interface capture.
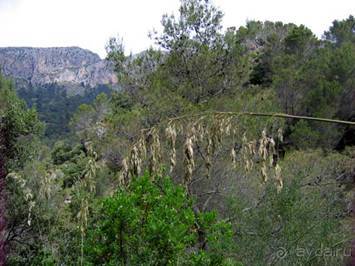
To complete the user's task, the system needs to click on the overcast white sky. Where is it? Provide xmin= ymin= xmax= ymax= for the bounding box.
xmin=0 ymin=0 xmax=354 ymax=58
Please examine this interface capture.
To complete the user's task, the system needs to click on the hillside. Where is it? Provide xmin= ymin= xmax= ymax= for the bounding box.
xmin=0 ymin=47 xmax=118 ymax=138
xmin=0 ymin=47 xmax=117 ymax=94
xmin=0 ymin=1 xmax=354 ymax=265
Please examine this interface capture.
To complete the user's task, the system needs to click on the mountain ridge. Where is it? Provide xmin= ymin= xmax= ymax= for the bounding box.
xmin=0 ymin=46 xmax=118 ymax=94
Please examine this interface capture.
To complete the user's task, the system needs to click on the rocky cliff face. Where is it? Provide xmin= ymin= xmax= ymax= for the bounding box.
xmin=0 ymin=47 xmax=118 ymax=93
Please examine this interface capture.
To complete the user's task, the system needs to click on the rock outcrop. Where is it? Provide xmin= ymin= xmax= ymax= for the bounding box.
xmin=0 ymin=47 xmax=118 ymax=94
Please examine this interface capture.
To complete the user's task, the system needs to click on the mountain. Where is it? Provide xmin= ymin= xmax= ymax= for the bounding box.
xmin=0 ymin=47 xmax=119 ymax=139
xmin=0 ymin=46 xmax=118 ymax=95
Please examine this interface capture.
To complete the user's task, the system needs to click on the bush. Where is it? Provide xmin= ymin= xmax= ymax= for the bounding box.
xmin=84 ymin=174 xmax=239 ymax=265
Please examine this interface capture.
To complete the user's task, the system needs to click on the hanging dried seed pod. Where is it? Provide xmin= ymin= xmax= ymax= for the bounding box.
xmin=261 ymin=161 xmax=268 ymax=183
xmin=231 ymin=146 xmax=237 ymax=168
xmin=205 ymin=136 xmax=212 ymax=178
xmin=77 ymin=198 xmax=89 ymax=234
xmin=196 ymin=123 xmax=205 ymax=142
xmin=84 ymin=157 xmax=97 ymax=193
xmin=258 ymin=128 xmax=268 ymax=161
xmin=137 ymin=136 xmax=147 ymax=159
xmin=225 ymin=120 xmax=232 ymax=136
xmin=268 ymin=137 xmax=276 ymax=167
xmin=153 ymin=130 xmax=162 ymax=164
xmin=241 ymin=133 xmax=251 ymax=172
xmin=27 ymin=200 xmax=35 ymax=226
xmin=40 ymin=171 xmax=52 ymax=200
xmin=129 ymin=145 xmax=142 ymax=177
xmin=165 ymin=124 xmax=177 ymax=173
xmin=277 ymin=128 xmax=284 ymax=143
xmin=119 ymin=158 xmax=129 ymax=186
xmin=275 ymin=163 xmax=283 ymax=193
xmin=248 ymin=141 xmax=256 ymax=156
xmin=146 ymin=129 xmax=162 ymax=177
xmin=221 ymin=116 xmax=232 ymax=136
xmin=210 ymin=116 xmax=222 ymax=153
xmin=184 ymin=136 xmax=195 ymax=185
xmin=245 ymin=159 xmax=251 ymax=172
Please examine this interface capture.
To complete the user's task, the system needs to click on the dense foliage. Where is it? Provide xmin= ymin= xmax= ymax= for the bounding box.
xmin=1 ymin=0 xmax=354 ymax=265
xmin=18 ymin=83 xmax=111 ymax=139
xmin=85 ymin=174 xmax=237 ymax=265
xmin=0 ymin=75 xmax=43 ymax=265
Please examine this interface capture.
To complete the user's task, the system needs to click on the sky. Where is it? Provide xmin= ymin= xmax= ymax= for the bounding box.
xmin=0 ymin=0 xmax=354 ymax=58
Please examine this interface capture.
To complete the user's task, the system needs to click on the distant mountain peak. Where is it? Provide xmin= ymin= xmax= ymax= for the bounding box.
xmin=0 ymin=46 xmax=118 ymax=93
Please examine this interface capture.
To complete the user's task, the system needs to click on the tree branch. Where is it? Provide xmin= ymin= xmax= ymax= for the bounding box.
xmin=168 ymin=111 xmax=355 ymax=126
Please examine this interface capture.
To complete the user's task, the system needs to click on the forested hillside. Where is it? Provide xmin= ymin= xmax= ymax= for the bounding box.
xmin=0 ymin=47 xmax=118 ymax=139
xmin=1 ymin=0 xmax=354 ymax=265
xmin=17 ymin=83 xmax=112 ymax=139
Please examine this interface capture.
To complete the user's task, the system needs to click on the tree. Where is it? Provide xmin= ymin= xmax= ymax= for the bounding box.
xmin=241 ymin=20 xmax=296 ymax=86
xmin=228 ymin=150 xmax=349 ymax=265
xmin=5 ymin=10 xmax=355 ymax=263
xmin=84 ymin=174 xmax=237 ymax=265
xmin=324 ymin=15 xmax=355 ymax=45
xmin=0 ymin=74 xmax=43 ymax=264
xmin=151 ymin=0 xmax=251 ymax=104
xmin=272 ymin=25 xmax=318 ymax=115
xmin=155 ymin=0 xmax=223 ymax=50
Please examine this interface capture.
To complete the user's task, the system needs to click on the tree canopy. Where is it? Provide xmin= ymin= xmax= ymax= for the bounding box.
xmin=2 ymin=1 xmax=355 ymax=264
